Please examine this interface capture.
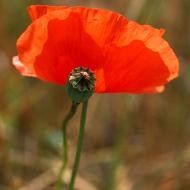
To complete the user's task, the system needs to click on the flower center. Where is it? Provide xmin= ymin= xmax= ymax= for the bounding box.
xmin=68 ymin=67 xmax=96 ymax=92
xmin=66 ymin=67 xmax=96 ymax=103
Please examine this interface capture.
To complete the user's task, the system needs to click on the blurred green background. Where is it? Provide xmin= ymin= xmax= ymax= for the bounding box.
xmin=0 ymin=0 xmax=189 ymax=190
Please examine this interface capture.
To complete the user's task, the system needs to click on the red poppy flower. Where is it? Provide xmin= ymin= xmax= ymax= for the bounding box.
xmin=13 ymin=5 xmax=179 ymax=93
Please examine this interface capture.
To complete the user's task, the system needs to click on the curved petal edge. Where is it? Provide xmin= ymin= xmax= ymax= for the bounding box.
xmin=12 ymin=56 xmax=36 ymax=77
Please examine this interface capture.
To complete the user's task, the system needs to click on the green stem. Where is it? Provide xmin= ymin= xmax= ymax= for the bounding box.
xmin=56 ymin=101 xmax=79 ymax=190
xmin=68 ymin=101 xmax=88 ymax=190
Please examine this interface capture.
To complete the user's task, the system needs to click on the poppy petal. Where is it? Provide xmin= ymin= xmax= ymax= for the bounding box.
xmin=12 ymin=56 xmax=36 ymax=77
xmin=28 ymin=5 xmax=67 ymax=21
xmin=143 ymin=86 xmax=165 ymax=93
xmin=17 ymin=9 xmax=105 ymax=85
xmin=15 ymin=6 xmax=179 ymax=93
xmin=35 ymin=15 xmax=104 ymax=84
xmin=101 ymin=39 xmax=178 ymax=93
xmin=112 ymin=20 xmax=178 ymax=81
xmin=83 ymin=9 xmax=178 ymax=93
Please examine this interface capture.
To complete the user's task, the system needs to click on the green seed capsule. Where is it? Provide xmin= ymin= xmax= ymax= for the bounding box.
xmin=66 ymin=67 xmax=96 ymax=103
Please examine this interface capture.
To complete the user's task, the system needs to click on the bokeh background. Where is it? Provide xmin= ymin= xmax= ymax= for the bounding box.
xmin=0 ymin=0 xmax=189 ymax=190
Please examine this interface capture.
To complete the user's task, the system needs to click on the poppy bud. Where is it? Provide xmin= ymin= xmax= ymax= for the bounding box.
xmin=66 ymin=67 xmax=96 ymax=103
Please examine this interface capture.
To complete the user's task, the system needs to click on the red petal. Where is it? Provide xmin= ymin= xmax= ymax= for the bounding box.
xmin=102 ymin=40 xmax=178 ymax=93
xmin=17 ymin=9 xmax=105 ymax=84
xmin=16 ymin=6 xmax=179 ymax=93
xmin=142 ymin=86 xmax=165 ymax=93
xmin=28 ymin=5 xmax=67 ymax=21
xmin=12 ymin=56 xmax=36 ymax=77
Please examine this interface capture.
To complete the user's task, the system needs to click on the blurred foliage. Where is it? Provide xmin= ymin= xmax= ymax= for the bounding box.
xmin=0 ymin=0 xmax=189 ymax=190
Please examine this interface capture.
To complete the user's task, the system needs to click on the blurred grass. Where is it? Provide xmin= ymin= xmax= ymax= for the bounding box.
xmin=0 ymin=0 xmax=189 ymax=190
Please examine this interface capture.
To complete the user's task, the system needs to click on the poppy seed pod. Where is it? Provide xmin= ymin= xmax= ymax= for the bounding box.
xmin=66 ymin=67 xmax=96 ymax=102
